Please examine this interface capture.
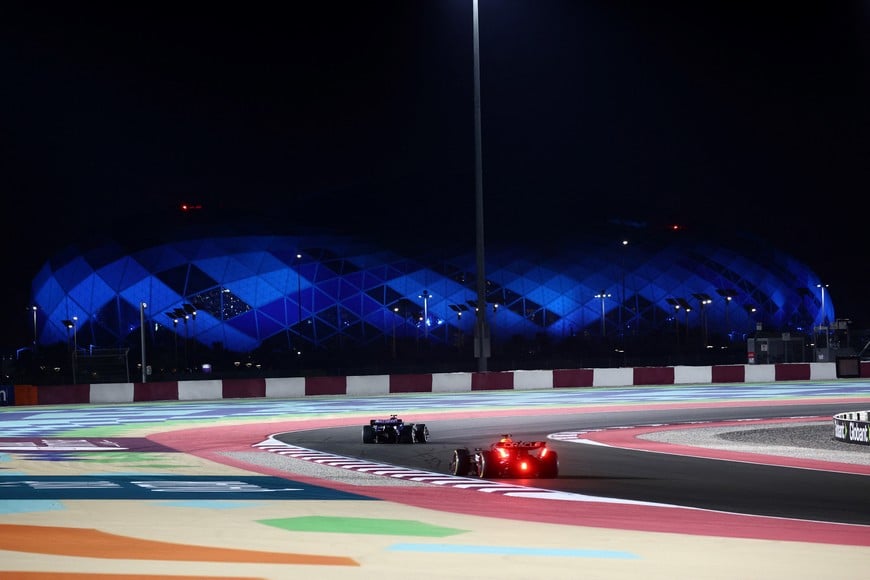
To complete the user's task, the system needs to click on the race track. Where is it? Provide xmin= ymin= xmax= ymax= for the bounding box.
xmin=1 ymin=380 xmax=869 ymax=579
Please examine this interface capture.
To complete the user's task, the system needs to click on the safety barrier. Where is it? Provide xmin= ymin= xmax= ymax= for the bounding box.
xmin=3 ymin=359 xmax=868 ymax=407
xmin=833 ymin=410 xmax=870 ymax=446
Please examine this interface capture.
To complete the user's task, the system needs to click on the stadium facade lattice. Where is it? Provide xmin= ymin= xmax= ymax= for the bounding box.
xmin=30 ymin=221 xmax=831 ymax=371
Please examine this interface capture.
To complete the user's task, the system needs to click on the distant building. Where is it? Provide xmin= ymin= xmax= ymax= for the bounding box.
xmin=30 ymin=221 xmax=830 ymax=360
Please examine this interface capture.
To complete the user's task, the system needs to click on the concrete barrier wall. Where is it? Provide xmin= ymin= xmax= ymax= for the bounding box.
xmin=472 ymin=371 xmax=514 ymax=391
xmin=347 ymin=374 xmax=390 ymax=397
xmin=552 ymin=368 xmax=594 ymax=388
xmin=222 ymin=378 xmax=266 ymax=399
xmin=512 ymin=370 xmax=553 ymax=390
xmin=774 ymin=363 xmax=810 ymax=381
xmin=179 ymin=379 xmax=223 ymax=401
xmin=265 ymin=377 xmax=306 ymax=399
xmin=593 ymin=367 xmax=634 ymax=387
xmin=9 ymin=361 xmax=866 ymax=406
xmin=432 ymin=372 xmax=472 ymax=393
xmin=673 ymin=365 xmax=713 ymax=385
xmin=810 ymin=362 xmax=838 ymax=380
xmin=634 ymin=366 xmax=674 ymax=386
xmin=90 ymin=382 xmax=134 ymax=404
xmin=390 ymin=374 xmax=433 ymax=394
xmin=744 ymin=364 xmax=777 ymax=383
xmin=306 ymin=376 xmax=346 ymax=396
xmin=134 ymin=381 xmax=178 ymax=402
xmin=710 ymin=365 xmax=745 ymax=383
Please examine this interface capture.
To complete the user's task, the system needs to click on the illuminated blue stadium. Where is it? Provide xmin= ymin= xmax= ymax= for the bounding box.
xmin=30 ymin=227 xmax=831 ymax=354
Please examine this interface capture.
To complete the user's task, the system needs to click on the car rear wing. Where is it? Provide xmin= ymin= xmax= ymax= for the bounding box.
xmin=371 ymin=417 xmax=403 ymax=426
xmin=497 ymin=441 xmax=546 ymax=449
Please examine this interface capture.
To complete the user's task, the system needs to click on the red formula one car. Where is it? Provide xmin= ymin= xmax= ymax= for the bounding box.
xmin=449 ymin=434 xmax=558 ymax=478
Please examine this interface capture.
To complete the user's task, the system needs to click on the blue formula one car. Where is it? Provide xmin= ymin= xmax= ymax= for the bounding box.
xmin=449 ymin=434 xmax=558 ymax=478
xmin=362 ymin=414 xmax=429 ymax=444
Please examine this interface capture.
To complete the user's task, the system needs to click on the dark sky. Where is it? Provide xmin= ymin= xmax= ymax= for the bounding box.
xmin=2 ymin=1 xmax=868 ymax=349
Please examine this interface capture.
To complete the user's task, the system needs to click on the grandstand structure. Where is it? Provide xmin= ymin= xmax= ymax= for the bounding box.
xmin=28 ymin=218 xmax=832 ymax=381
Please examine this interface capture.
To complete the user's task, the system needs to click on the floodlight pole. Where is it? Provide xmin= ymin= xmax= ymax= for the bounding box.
xmin=817 ymin=283 xmax=828 ymax=325
xmin=724 ymin=295 xmax=732 ymax=335
xmin=420 ymin=290 xmax=431 ymax=340
xmin=392 ymin=306 xmax=399 ymax=359
xmin=595 ymin=291 xmax=611 ymax=337
xmin=296 ymin=253 xmax=303 ymax=325
xmin=473 ymin=0 xmax=489 ymax=372
xmin=29 ymin=305 xmax=38 ymax=352
xmin=140 ymin=302 xmax=147 ymax=383
xmin=72 ymin=316 xmax=78 ymax=384
xmin=816 ymin=282 xmax=829 ymax=347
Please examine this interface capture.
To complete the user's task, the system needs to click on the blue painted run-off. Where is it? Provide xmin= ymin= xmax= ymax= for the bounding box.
xmin=0 ymin=475 xmax=377 ymax=501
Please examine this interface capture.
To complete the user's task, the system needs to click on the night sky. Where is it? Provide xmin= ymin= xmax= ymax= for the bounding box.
xmin=2 ymin=1 xmax=868 ymax=350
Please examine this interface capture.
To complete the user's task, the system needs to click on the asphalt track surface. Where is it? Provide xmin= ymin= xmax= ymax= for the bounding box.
xmin=1 ymin=380 xmax=869 ymax=580
xmin=275 ymin=404 xmax=870 ymax=525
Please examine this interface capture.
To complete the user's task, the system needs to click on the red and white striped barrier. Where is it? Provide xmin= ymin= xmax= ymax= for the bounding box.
xmin=7 ymin=360 xmax=867 ymax=407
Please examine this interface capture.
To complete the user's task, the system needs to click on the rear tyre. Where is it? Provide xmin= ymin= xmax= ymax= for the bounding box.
xmin=361 ymin=425 xmax=375 ymax=444
xmin=478 ymin=450 xmax=497 ymax=478
xmin=450 ymin=448 xmax=470 ymax=476
xmin=540 ymin=451 xmax=559 ymax=478
xmin=398 ymin=427 xmax=415 ymax=444
xmin=413 ymin=424 xmax=429 ymax=443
